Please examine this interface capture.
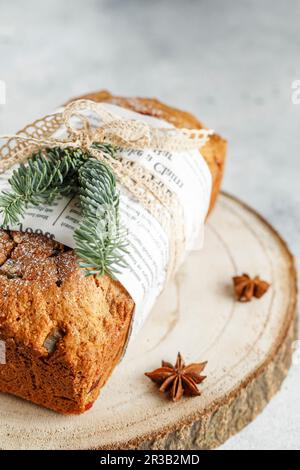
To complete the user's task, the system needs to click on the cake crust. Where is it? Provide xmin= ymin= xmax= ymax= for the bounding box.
xmin=0 ymin=92 xmax=226 ymax=413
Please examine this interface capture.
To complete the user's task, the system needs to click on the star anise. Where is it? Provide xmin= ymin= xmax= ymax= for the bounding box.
xmin=233 ymin=273 xmax=270 ymax=302
xmin=145 ymin=352 xmax=207 ymax=402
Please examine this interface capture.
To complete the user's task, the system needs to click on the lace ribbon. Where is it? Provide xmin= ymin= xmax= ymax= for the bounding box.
xmin=0 ymin=99 xmax=213 ymax=279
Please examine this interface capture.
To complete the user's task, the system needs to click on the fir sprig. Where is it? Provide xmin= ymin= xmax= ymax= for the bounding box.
xmin=0 ymin=147 xmax=88 ymax=225
xmin=0 ymin=145 xmax=127 ymax=278
xmin=74 ymin=159 xmax=128 ymax=277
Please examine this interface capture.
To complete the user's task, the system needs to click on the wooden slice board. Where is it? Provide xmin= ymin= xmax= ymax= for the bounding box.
xmin=0 ymin=192 xmax=297 ymax=450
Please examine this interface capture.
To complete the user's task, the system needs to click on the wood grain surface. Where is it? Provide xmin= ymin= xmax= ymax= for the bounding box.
xmin=0 ymin=192 xmax=297 ymax=450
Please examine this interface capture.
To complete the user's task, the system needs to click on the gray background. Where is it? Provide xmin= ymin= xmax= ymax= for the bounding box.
xmin=0 ymin=0 xmax=299 ymax=449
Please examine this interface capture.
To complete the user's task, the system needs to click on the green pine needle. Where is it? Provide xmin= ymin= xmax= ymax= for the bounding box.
xmin=0 ymin=144 xmax=127 ymax=277
xmin=74 ymin=158 xmax=128 ymax=278
xmin=0 ymin=147 xmax=88 ymax=225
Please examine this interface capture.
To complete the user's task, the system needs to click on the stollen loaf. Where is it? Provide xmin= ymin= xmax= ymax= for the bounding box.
xmin=0 ymin=91 xmax=226 ymax=414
